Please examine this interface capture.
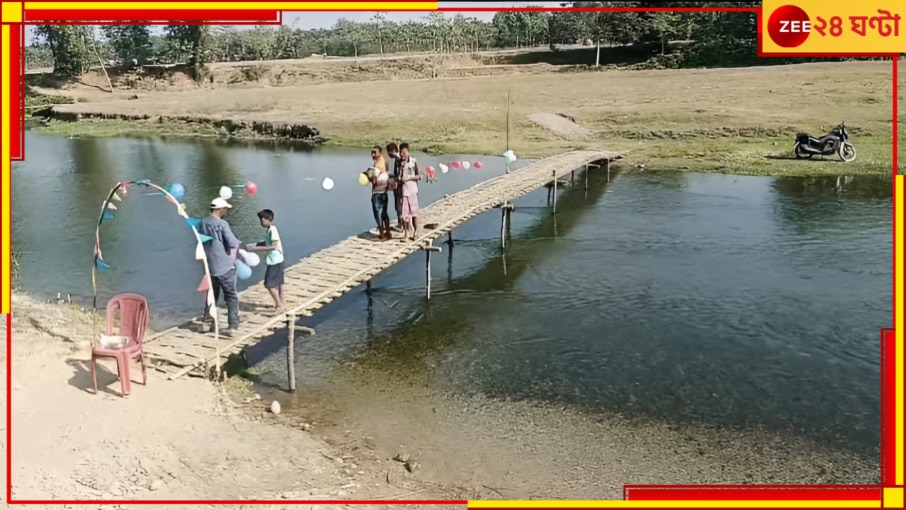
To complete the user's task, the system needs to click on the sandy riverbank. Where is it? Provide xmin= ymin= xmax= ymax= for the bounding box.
xmin=5 ymin=292 xmax=471 ymax=507
xmin=31 ymin=56 xmax=904 ymax=176
xmin=6 ymin=291 xmax=879 ymax=504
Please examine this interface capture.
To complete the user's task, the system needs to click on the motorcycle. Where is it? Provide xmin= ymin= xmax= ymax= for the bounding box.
xmin=794 ymin=122 xmax=856 ymax=162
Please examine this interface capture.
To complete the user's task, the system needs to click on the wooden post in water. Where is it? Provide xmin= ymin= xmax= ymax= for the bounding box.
xmin=500 ymin=204 xmax=507 ymax=250
xmin=500 ymin=202 xmax=514 ymax=250
xmin=424 ymin=245 xmax=442 ymax=300
xmin=447 ymin=231 xmax=454 ymax=246
xmin=584 ymin=164 xmax=589 ymax=191
xmin=287 ymin=313 xmax=296 ymax=392
xmin=607 ymin=158 xmax=611 ymax=182
xmin=552 ymin=170 xmax=558 ymax=215
xmin=571 ymin=170 xmax=575 ymax=186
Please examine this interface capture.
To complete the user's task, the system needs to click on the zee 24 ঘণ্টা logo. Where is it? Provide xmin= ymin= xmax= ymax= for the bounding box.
xmin=767 ymin=4 xmax=901 ymax=48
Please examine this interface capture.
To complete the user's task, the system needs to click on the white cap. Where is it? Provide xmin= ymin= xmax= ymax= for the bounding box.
xmin=210 ymin=197 xmax=232 ymax=209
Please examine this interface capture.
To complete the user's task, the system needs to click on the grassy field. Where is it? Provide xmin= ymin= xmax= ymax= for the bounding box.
xmin=35 ymin=56 xmax=904 ymax=176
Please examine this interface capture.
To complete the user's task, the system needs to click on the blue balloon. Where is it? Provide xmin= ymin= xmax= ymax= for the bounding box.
xmin=235 ymin=259 xmax=252 ymax=280
xmin=102 ymin=212 xmax=115 ymax=221
xmin=168 ymin=183 xmax=185 ymax=200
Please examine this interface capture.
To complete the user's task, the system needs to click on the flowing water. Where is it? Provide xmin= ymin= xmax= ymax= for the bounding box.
xmin=13 ymin=131 xmax=890 ymax=468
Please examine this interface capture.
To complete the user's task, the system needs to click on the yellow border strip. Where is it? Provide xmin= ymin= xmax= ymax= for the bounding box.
xmin=897 ymin=174 xmax=904 ymax=487
xmin=1 ymin=24 xmax=10 ymax=315
xmin=23 ymin=2 xmax=437 ymax=10
xmin=467 ymin=500 xmax=881 ymax=508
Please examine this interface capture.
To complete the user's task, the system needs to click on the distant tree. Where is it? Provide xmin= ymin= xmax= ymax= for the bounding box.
xmin=164 ymin=25 xmax=211 ymax=67
xmin=335 ymin=18 xmax=369 ymax=63
xmin=100 ymin=25 xmax=152 ymax=66
xmin=33 ymin=25 xmax=94 ymax=77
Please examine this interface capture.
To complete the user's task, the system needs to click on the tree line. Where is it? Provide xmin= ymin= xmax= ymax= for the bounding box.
xmin=28 ymin=2 xmax=810 ymax=78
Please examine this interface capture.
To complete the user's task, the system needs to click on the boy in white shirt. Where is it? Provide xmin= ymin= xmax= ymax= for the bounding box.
xmin=247 ymin=209 xmax=285 ymax=313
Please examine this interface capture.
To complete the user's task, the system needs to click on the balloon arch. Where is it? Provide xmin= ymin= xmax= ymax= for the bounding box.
xmin=92 ymin=180 xmax=221 ymax=332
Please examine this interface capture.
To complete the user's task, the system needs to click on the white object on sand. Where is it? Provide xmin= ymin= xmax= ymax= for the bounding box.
xmin=270 ymin=400 xmax=282 ymax=414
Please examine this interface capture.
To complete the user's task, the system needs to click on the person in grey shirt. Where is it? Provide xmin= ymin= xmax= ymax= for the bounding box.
xmin=199 ymin=197 xmax=241 ymax=336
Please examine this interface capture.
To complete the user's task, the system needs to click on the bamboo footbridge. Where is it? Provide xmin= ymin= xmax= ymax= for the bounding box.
xmin=142 ymin=150 xmax=621 ymax=384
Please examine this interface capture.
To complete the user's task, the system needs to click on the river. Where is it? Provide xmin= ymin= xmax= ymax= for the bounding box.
xmin=12 ymin=131 xmax=889 ymax=489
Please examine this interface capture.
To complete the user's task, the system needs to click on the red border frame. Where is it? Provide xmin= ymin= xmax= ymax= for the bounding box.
xmin=4 ymin=2 xmax=900 ymax=506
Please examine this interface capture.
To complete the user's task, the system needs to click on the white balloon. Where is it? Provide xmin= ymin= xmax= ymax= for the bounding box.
xmin=238 ymin=249 xmax=260 ymax=267
xmin=322 ymin=177 xmax=335 ymax=191
xmin=462 ymin=161 xmax=471 ymax=169
xmin=219 ymin=186 xmax=233 ymax=200
xmin=439 ymin=163 xmax=449 ymax=174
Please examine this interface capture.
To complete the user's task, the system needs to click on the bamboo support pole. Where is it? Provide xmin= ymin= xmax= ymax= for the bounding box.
xmin=287 ymin=313 xmax=296 ymax=392
xmin=500 ymin=206 xmax=507 ymax=249
xmin=423 ymin=245 xmax=442 ymax=300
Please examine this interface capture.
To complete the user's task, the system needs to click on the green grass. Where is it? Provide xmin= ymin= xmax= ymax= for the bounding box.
xmin=609 ymin=134 xmax=893 ymax=176
xmin=37 ymin=117 xmax=893 ymax=177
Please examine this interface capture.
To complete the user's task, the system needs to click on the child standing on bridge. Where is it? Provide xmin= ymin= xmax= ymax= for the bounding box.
xmin=246 ymin=209 xmax=285 ymax=314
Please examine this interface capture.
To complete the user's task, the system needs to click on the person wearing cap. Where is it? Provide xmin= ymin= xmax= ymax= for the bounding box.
xmin=199 ymin=197 xmax=241 ymax=336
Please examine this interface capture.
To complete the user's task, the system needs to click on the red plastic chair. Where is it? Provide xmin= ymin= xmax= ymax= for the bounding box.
xmin=91 ymin=293 xmax=150 ymax=396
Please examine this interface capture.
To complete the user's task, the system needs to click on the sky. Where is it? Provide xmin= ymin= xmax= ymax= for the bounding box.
xmin=25 ymin=2 xmax=566 ymax=45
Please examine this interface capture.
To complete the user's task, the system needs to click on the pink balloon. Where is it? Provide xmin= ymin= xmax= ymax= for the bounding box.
xmin=473 ymin=161 xmax=483 ymax=169
xmin=451 ymin=161 xmax=462 ymax=169
xmin=245 ymin=181 xmax=258 ymax=195
xmin=426 ymin=166 xmax=436 ymax=179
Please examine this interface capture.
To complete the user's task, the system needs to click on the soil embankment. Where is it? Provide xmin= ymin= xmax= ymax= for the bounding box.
xmin=28 ymin=53 xmax=904 ymax=175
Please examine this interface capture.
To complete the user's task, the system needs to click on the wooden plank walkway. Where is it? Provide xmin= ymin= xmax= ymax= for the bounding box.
xmin=143 ymin=149 xmax=621 ymax=380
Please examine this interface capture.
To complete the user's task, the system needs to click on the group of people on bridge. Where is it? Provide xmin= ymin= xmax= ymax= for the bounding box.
xmin=366 ymin=142 xmax=422 ymax=242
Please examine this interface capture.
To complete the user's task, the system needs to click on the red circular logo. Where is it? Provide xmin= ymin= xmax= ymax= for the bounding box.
xmin=767 ymin=5 xmax=811 ymax=48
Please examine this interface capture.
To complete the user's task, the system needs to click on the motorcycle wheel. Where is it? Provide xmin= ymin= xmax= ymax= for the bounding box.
xmin=838 ymin=142 xmax=856 ymax=162
xmin=794 ymin=142 xmax=812 ymax=159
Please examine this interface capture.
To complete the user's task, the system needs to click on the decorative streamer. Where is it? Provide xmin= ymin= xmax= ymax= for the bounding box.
xmin=93 ymin=180 xmax=219 ymax=337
